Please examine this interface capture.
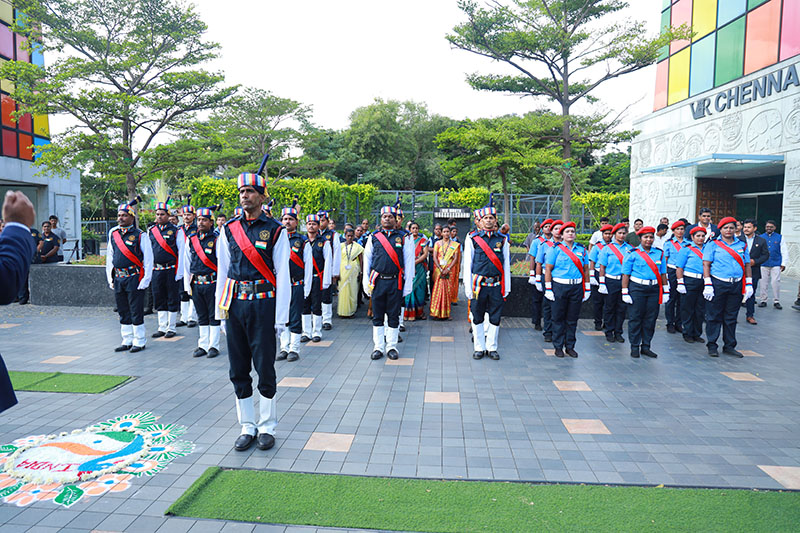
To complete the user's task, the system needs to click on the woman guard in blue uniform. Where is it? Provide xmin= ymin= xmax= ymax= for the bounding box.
xmin=621 ymin=226 xmax=669 ymax=359
xmin=597 ymin=223 xmax=633 ymax=343
xmin=544 ymin=221 xmax=589 ymax=358
xmin=702 ymin=216 xmax=753 ymax=358
xmin=675 ymin=226 xmax=707 ymax=344
xmin=534 ymin=219 xmax=563 ymax=343
xmin=588 ymin=224 xmax=613 ymax=330
xmin=663 ymin=220 xmax=687 ymax=333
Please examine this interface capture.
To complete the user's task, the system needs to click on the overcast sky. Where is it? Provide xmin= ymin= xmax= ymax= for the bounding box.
xmin=188 ymin=1 xmax=659 ymax=132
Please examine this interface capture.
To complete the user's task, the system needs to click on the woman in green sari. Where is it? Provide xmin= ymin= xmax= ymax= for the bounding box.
xmin=404 ymin=221 xmax=429 ymax=321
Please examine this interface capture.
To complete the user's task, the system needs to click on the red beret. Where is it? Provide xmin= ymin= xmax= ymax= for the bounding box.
xmin=671 ymin=220 xmax=686 ymax=230
xmin=612 ymin=223 xmax=627 ymax=234
xmin=718 ymin=216 xmax=737 ymax=229
xmin=690 ymin=226 xmax=707 ymax=236
xmin=541 ymin=218 xmax=554 ymax=226
xmin=637 ymin=226 xmax=656 ymax=236
xmin=600 ymin=224 xmax=614 ymax=232
xmin=561 ymin=221 xmax=576 ymax=231
xmin=551 ymin=219 xmax=564 ymax=228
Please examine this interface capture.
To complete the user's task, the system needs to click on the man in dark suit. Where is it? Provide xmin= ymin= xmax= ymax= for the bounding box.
xmin=740 ymin=218 xmax=769 ymax=325
xmin=0 ymin=191 xmax=36 ymax=413
xmin=687 ymin=207 xmax=720 ymax=243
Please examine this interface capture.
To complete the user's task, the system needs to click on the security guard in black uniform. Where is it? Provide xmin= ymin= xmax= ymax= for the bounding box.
xmin=301 ymin=214 xmax=331 ymax=343
xmin=215 ymin=171 xmax=290 ymax=453
xmin=278 ymin=199 xmax=312 ymax=362
xmin=183 ymin=207 xmax=221 ymax=358
xmin=149 ymin=200 xmax=183 ymax=339
xmin=177 ymin=200 xmax=198 ymax=328
xmin=318 ymin=210 xmax=340 ymax=330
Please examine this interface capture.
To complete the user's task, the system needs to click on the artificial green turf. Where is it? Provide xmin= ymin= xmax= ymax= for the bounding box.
xmin=167 ymin=467 xmax=800 ymax=532
xmin=9 ymin=371 xmax=132 ymax=393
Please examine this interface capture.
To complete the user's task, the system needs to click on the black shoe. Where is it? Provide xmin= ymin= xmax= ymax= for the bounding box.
xmin=130 ymin=345 xmax=145 ymax=353
xmin=371 ymin=350 xmax=384 ymax=360
xmin=683 ymin=335 xmax=695 ymax=343
xmin=256 ymin=433 xmax=275 ymax=450
xmin=207 ymin=348 xmax=219 ymax=358
xmin=722 ymin=347 xmax=744 ymax=358
xmin=143 ymin=308 xmax=153 ymax=315
xmin=192 ymin=347 xmax=207 ymax=358
xmin=555 ymin=348 xmax=565 ymax=358
xmin=605 ymin=334 xmax=615 ymax=343
xmin=114 ymin=344 xmax=131 ymax=352
xmin=276 ymin=350 xmax=288 ymax=361
xmin=152 ymin=331 xmax=166 ymax=338
xmin=322 ymin=323 xmax=332 ymax=330
xmin=472 ymin=350 xmax=484 ymax=360
xmin=312 ymin=335 xmax=321 ymax=343
xmin=793 ymin=304 xmax=800 ymax=311
xmin=693 ymin=336 xmax=705 ymax=343
xmin=187 ymin=321 xmax=198 ymax=328
xmin=487 ymin=351 xmax=500 ymax=360
xmin=774 ymin=302 xmax=782 ymax=310
xmin=398 ymin=335 xmax=404 ymax=343
xmin=594 ymin=323 xmax=603 ymax=331
xmin=641 ymin=347 xmax=658 ymax=358
xmin=566 ymin=348 xmax=578 ymax=358
xmin=165 ymin=331 xmax=176 ymax=338
xmin=234 ymin=434 xmax=256 ymax=451
xmin=795 ymin=299 xmax=800 ymax=307
xmin=615 ymin=335 xmax=625 ymax=344
xmin=300 ymin=335 xmax=311 ymax=343
xmin=176 ymin=320 xmax=187 ymax=327
xmin=674 ymin=324 xmax=683 ymax=333
xmin=452 ymin=302 xmax=458 ymax=306
xmin=18 ymin=298 xmax=28 ymax=305
xmin=667 ymin=324 xmax=676 ymax=334
xmin=534 ymin=324 xmax=542 ymax=331
xmin=630 ymin=348 xmax=640 ymax=358
xmin=708 ymin=347 xmax=719 ymax=357
xmin=399 ymin=325 xmax=406 ymax=332
xmin=758 ymin=302 xmax=767 ymax=308
xmin=387 ymin=349 xmax=399 ymax=360
xmin=543 ymin=335 xmax=552 ymax=343
xmin=287 ymin=352 xmax=299 ymax=362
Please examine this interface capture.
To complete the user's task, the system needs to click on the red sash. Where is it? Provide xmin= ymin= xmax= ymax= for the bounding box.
xmin=190 ymin=234 xmax=217 ymax=273
xmin=473 ymin=234 xmax=506 ymax=297
xmin=608 ymin=243 xmax=624 ymax=264
xmin=151 ymin=226 xmax=178 ymax=271
xmin=112 ymin=229 xmax=144 ymax=282
xmin=688 ymin=246 xmax=703 ymax=260
xmin=715 ymin=240 xmax=747 ymax=294
xmin=671 ymin=239 xmax=682 ymax=252
xmin=374 ymin=232 xmax=403 ymax=290
xmin=290 ymin=249 xmax=305 ymax=271
xmin=556 ymin=243 xmax=586 ymax=280
xmin=228 ymin=219 xmax=277 ymax=288
xmin=309 ymin=242 xmax=324 ymax=290
xmin=635 ymin=249 xmax=664 ymax=304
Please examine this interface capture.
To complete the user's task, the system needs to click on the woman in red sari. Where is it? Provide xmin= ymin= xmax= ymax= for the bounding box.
xmin=448 ymin=226 xmax=462 ymax=305
xmin=430 ymin=226 xmax=460 ymax=319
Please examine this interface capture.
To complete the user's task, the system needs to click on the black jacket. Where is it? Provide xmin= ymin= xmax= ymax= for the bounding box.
xmin=739 ymin=234 xmax=769 ymax=280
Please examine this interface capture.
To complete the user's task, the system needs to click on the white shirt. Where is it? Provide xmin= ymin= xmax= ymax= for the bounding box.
xmin=105 ymin=225 xmax=154 ymax=290
xmin=653 ymin=234 xmax=669 ymax=249
xmin=589 ymin=230 xmax=604 ymax=246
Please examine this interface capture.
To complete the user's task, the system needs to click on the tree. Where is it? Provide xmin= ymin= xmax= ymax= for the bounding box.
xmin=585 ymin=149 xmax=631 ymax=192
xmin=2 ymin=0 xmax=236 ymax=201
xmin=447 ymin=0 xmax=688 ymax=218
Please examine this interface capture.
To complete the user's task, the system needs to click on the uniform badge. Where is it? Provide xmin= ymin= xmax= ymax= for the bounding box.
xmin=395 ymin=237 xmax=402 ymax=244
xmin=293 ymin=241 xmax=301 ymax=250
xmin=259 ymin=230 xmax=270 ymax=241
xmin=166 ymin=230 xmax=173 ymax=236
xmin=127 ymin=234 xmax=136 ymax=242
xmin=318 ymin=241 xmax=324 ymax=248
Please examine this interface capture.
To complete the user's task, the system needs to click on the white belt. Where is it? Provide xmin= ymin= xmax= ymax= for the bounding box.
xmin=630 ymin=276 xmax=659 ymax=286
xmin=683 ymin=271 xmax=702 ymax=279
xmin=667 ymin=264 xmax=677 ymax=269
xmin=552 ymin=277 xmax=583 ymax=285
xmin=605 ymin=274 xmax=621 ymax=280
xmin=712 ymin=275 xmax=742 ymax=283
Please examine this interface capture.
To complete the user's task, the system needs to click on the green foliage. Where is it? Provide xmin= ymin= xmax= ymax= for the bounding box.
xmin=572 ymin=192 xmax=629 ymax=223
xmin=585 ymin=150 xmax=631 ymax=193
xmin=438 ymin=187 xmax=489 ymax=211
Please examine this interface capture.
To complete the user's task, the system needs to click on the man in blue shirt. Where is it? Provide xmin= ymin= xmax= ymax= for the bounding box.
xmin=758 ymin=219 xmax=787 ymax=309
xmin=663 ymin=220 xmax=687 ymax=334
xmin=598 ymin=223 xmax=633 ymax=343
xmin=621 ymin=226 xmax=669 ymax=359
xmin=528 ymin=218 xmax=553 ymax=331
xmin=675 ymin=226 xmax=708 ymax=343
xmin=702 ymin=216 xmax=753 ymax=358
xmin=544 ymin=221 xmax=589 ymax=358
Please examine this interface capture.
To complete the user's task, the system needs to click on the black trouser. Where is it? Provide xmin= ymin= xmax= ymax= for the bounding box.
xmin=288 ymin=284 xmax=303 ymax=334
xmin=745 ymin=277 xmax=760 ymax=318
xmin=627 ymin=283 xmax=659 ymax=349
xmin=603 ymin=278 xmax=626 ymax=336
xmin=226 ymin=296 xmax=277 ymax=399
xmin=531 ymin=283 xmax=543 ymax=326
xmin=542 ymin=297 xmax=553 ymax=336
xmin=17 ymin=272 xmax=30 ymax=302
xmin=371 ymin=277 xmax=403 ymax=327
xmin=706 ymin=278 xmax=741 ymax=351
xmin=680 ymin=277 xmax=705 ymax=338
xmin=180 ymin=289 xmax=191 ymax=302
xmin=303 ymin=279 xmax=323 ymax=316
xmin=471 ymin=284 xmax=503 ymax=326
xmin=551 ymin=283 xmax=581 ymax=350
xmin=322 ymin=286 xmax=332 ymax=305
xmin=152 ymin=268 xmax=180 ymax=312
xmin=191 ymin=282 xmax=219 ymax=326
xmin=665 ymin=268 xmax=682 ymax=327
xmin=114 ymin=275 xmax=144 ymax=326
xmin=591 ymin=283 xmax=604 ymax=327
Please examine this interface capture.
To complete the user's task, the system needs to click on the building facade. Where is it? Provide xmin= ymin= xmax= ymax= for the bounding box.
xmin=0 ymin=1 xmax=80 ymax=256
xmin=630 ymin=0 xmax=800 ymax=276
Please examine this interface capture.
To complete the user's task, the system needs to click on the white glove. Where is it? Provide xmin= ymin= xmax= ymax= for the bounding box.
xmin=703 ymin=279 xmax=714 ymax=301
xmin=544 ymin=282 xmax=555 ymax=301
xmin=662 ymin=292 xmax=670 ymax=304
xmin=598 ymin=283 xmax=608 ymax=295
xmin=744 ymin=278 xmax=754 ymax=300
xmin=108 ymin=282 xmax=114 ymax=290
xmin=582 ymin=283 xmax=591 ymax=302
xmin=621 ymin=287 xmax=633 ymax=305
xmin=137 ymin=281 xmax=150 ymax=290
xmin=590 ymin=276 xmax=599 ymax=286
xmin=534 ymin=275 xmax=542 ymax=292
xmin=677 ymin=281 xmax=687 ymax=294
xmin=528 ymin=270 xmax=536 ymax=285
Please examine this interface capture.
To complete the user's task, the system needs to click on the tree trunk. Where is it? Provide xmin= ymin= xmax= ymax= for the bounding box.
xmin=499 ymin=167 xmax=510 ymax=225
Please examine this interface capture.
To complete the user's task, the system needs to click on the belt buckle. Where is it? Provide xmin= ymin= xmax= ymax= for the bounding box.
xmin=238 ymin=282 xmax=254 ymax=295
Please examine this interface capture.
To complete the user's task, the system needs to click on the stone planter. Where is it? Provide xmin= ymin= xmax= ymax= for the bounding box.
xmin=29 ymin=264 xmax=115 ymax=307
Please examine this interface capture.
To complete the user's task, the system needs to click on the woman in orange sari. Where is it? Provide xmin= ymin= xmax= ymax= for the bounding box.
xmin=448 ymin=226 xmax=462 ymax=305
xmin=430 ymin=226 xmax=460 ymax=319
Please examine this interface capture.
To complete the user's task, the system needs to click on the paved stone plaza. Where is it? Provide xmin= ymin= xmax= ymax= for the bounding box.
xmin=0 ymin=284 xmax=799 ymax=532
